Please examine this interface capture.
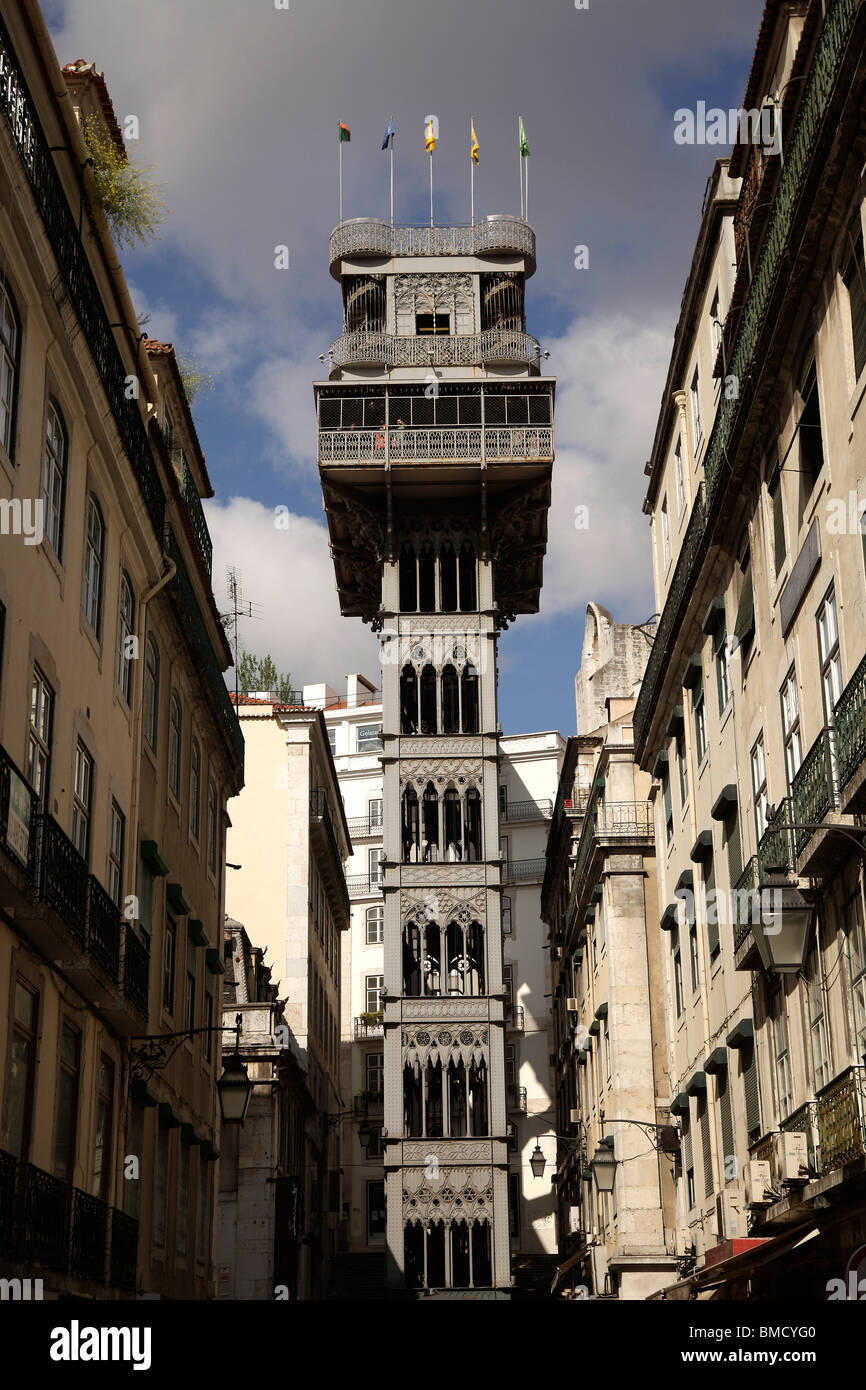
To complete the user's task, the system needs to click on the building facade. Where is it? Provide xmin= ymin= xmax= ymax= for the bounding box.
xmin=637 ymin=0 xmax=866 ymax=1296
xmin=217 ymin=917 xmax=317 ymax=1302
xmin=224 ymin=698 xmax=351 ymax=1297
xmin=317 ymin=210 xmax=554 ymax=1291
xmin=543 ymin=605 xmax=677 ymax=1300
xmin=0 ymin=5 xmax=243 ymax=1301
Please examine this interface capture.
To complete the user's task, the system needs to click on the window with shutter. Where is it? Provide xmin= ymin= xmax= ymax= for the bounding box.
xmin=699 ymin=1094 xmax=713 ymax=1197
xmin=682 ymin=1114 xmax=695 ymax=1210
xmin=768 ymin=470 xmax=786 ymax=576
xmin=725 ymin=810 xmax=742 ymax=889
xmin=742 ymin=1042 xmax=761 ymax=1144
xmin=704 ymin=856 xmax=719 ymax=961
xmin=843 ymin=214 xmax=866 ymax=380
xmin=717 ymin=1068 xmax=735 ymax=1182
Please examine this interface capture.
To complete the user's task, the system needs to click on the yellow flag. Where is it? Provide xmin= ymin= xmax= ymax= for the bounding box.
xmin=425 ymin=117 xmax=436 ymax=153
xmin=470 ymin=122 xmax=479 ymax=164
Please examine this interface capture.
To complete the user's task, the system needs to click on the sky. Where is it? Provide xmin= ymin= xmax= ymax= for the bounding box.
xmin=47 ymin=0 xmax=765 ymax=737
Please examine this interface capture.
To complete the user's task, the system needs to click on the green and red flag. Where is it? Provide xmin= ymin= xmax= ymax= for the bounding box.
xmin=338 ymin=122 xmax=351 ymax=142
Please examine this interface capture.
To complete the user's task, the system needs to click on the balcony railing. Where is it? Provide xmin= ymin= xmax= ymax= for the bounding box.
xmin=354 ymin=1014 xmax=384 ymax=1039
xmin=17 ymin=1162 xmax=70 ymax=1272
xmin=507 ymin=1005 xmax=525 ymax=1033
xmin=329 ymin=328 xmax=541 ymax=369
xmin=635 ymin=0 xmax=861 ymax=755
xmin=329 ymin=215 xmax=536 ymax=273
xmin=178 ymin=451 xmax=213 ymax=577
xmin=507 ymin=1085 xmax=528 ymax=1113
xmin=354 ymin=1089 xmax=384 ymax=1117
xmin=87 ymin=875 xmax=121 ymax=980
xmin=791 ymin=726 xmax=838 ymax=856
xmin=318 ymin=425 xmax=554 ymax=466
xmin=346 ymin=815 xmax=383 ymax=839
xmin=757 ymin=797 xmax=795 ymax=880
xmin=33 ymin=813 xmax=88 ymax=944
xmin=122 ymin=925 xmax=150 ymax=1015
xmin=503 ymin=858 xmax=546 ymax=883
xmin=566 ymin=800 xmax=654 ymax=934
xmin=347 ymin=874 xmax=383 ymax=899
xmin=0 ymin=1148 xmax=15 ymax=1256
xmin=500 ymin=798 xmax=553 ymax=822
xmin=70 ymin=1187 xmax=109 ymax=1282
xmin=733 ymin=857 xmax=758 ymax=952
xmin=817 ymin=1065 xmax=866 ymax=1172
xmin=167 ymin=528 xmax=244 ymax=771
xmin=109 ymin=1208 xmax=139 ymax=1290
xmin=834 ymin=651 xmax=866 ymax=795
xmin=0 ymin=14 xmax=165 ymax=541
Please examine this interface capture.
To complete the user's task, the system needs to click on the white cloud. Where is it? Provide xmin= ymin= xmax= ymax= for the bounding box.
xmin=205 ymin=496 xmax=380 ymax=694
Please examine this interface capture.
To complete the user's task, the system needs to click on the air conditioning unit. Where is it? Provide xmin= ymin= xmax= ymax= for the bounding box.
xmin=566 ymin=997 xmax=579 ymax=1012
xmin=568 ymin=1205 xmax=582 ymax=1234
xmin=715 ymin=1187 xmax=747 ymax=1240
xmin=569 ymin=1108 xmax=581 ymax=1125
xmin=743 ymin=1159 xmax=772 ymax=1207
xmin=773 ymin=1130 xmax=809 ymax=1184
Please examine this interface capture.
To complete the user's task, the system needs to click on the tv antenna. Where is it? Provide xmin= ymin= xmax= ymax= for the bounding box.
xmin=223 ymin=567 xmax=263 ymax=707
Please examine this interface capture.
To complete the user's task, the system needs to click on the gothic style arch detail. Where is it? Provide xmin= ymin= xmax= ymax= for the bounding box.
xmin=402 ymin=1167 xmax=495 ymax=1224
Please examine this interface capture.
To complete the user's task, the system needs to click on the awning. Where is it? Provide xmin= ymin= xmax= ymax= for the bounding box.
xmin=551 ymin=1243 xmax=590 ymax=1292
xmin=649 ymin=1222 xmax=820 ymax=1299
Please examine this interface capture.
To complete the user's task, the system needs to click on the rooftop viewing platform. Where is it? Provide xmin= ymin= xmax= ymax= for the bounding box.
xmin=329 ymin=214 xmax=536 ymax=278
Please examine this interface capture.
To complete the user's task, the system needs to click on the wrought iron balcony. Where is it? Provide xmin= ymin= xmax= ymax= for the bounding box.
xmin=354 ymin=1089 xmax=384 ymax=1117
xmin=757 ymin=798 xmax=795 ymax=881
xmin=500 ymin=798 xmax=553 ymax=822
xmin=166 ymin=528 xmax=244 ymax=771
xmin=0 ymin=1148 xmax=14 ymax=1257
xmin=122 ymin=924 xmax=150 ymax=1016
xmin=781 ymin=1100 xmax=820 ymax=1177
xmin=635 ymin=0 xmax=860 ymax=756
xmin=33 ymin=813 xmax=88 ymax=944
xmin=70 ymin=1187 xmax=109 ymax=1282
xmin=503 ymin=857 xmax=546 ymax=883
xmin=329 ymin=328 xmax=540 ymax=369
xmin=110 ymin=1208 xmax=139 ymax=1291
xmin=0 ymin=14 xmax=165 ymax=542
xmin=507 ymin=1085 xmax=528 ymax=1113
xmin=733 ymin=857 xmax=758 ymax=954
xmin=346 ymin=815 xmax=384 ymax=839
xmin=318 ymin=424 xmax=554 ymax=467
xmin=329 ymin=215 xmax=536 ymax=277
xmin=817 ymin=1064 xmax=866 ymax=1173
xmin=177 ymin=451 xmax=213 ymax=577
xmin=87 ymin=876 xmax=121 ymax=980
xmin=565 ymin=799 xmax=654 ymax=934
xmin=834 ymin=651 xmax=866 ymax=798
xmin=790 ymin=726 xmax=839 ymax=856
xmin=17 ymin=1162 xmax=70 ymax=1273
xmin=347 ymin=873 xmax=384 ymax=899
xmin=354 ymin=1014 xmax=384 ymax=1039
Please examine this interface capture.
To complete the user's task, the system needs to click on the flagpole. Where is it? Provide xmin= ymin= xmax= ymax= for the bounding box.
xmin=429 ymin=148 xmax=434 ymax=227
xmin=524 ymin=142 xmax=529 ymax=222
xmin=339 ymin=137 xmax=343 ymax=224
xmin=470 ymin=117 xmax=475 ymax=226
xmin=390 ymin=121 xmax=395 ymax=226
xmin=518 ymin=115 xmax=524 ymax=219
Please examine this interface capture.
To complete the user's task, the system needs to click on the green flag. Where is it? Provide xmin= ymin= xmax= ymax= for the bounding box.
xmin=519 ymin=118 xmax=530 ymax=157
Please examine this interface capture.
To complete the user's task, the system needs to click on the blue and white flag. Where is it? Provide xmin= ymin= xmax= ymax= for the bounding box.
xmin=381 ymin=119 xmax=396 ymax=150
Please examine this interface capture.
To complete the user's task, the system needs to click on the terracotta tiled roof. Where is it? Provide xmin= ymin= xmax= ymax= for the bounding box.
xmin=143 ymin=339 xmax=173 ymax=355
xmin=61 ymin=60 xmax=125 ymax=160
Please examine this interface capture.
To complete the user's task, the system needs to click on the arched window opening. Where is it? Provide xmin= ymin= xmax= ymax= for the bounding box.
xmin=452 ymin=1223 xmax=471 ymax=1290
xmin=443 ymin=788 xmax=462 ymax=861
xmin=426 ymin=1222 xmax=446 ymax=1287
xmin=401 ymin=664 xmax=418 ymax=734
xmin=403 ymin=921 xmax=422 ymax=996
xmin=461 ymin=664 xmax=479 ymax=733
xmin=404 ymin=1064 xmax=422 ymax=1137
xmin=465 ymin=788 xmax=482 ymax=861
xmin=422 ymin=783 xmax=439 ymax=861
xmin=467 ymin=922 xmax=485 ymax=994
xmin=459 ymin=542 xmax=477 ymax=611
xmin=423 ymin=921 xmax=441 ymax=995
xmin=418 ymin=545 xmax=436 ymax=612
xmin=399 ymin=544 xmax=417 ymax=611
xmin=402 ymin=786 xmax=420 ymax=862
xmin=446 ymin=920 xmax=464 ymax=996
xmin=441 ymin=664 xmax=459 ymax=734
xmin=440 ymin=543 xmax=458 ymax=610
xmin=469 ymin=1058 xmax=489 ymax=1136
xmin=419 ymin=664 xmax=437 ymax=733
xmin=405 ymin=1223 xmax=425 ymax=1289
xmin=426 ymin=1061 xmax=443 ymax=1138
xmin=449 ymin=1059 xmax=467 ymax=1136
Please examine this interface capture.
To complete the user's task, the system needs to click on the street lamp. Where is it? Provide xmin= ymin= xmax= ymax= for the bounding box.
xmin=217 ymin=1047 xmax=254 ymax=1125
xmin=589 ymin=1140 xmax=617 ymax=1195
xmin=131 ymin=1012 xmax=255 ymax=1125
xmin=756 ymin=880 xmax=815 ymax=974
xmin=529 ymin=1142 xmax=546 ymax=1179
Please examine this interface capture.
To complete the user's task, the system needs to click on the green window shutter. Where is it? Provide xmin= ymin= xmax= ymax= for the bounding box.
xmin=770 ymin=472 xmax=786 ymax=574
xmin=725 ymin=810 xmax=742 ymax=888
xmin=718 ymin=1069 xmax=735 ymax=1177
xmin=704 ymin=857 xmax=719 ymax=959
xmin=742 ymin=1042 xmax=761 ymax=1143
xmin=843 ymin=220 xmax=866 ymax=380
xmin=663 ymin=773 xmax=672 ymax=825
xmin=699 ymin=1094 xmax=713 ymax=1197
xmin=733 ymin=568 xmax=755 ymax=645
xmin=682 ymin=1113 xmax=693 ymax=1173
